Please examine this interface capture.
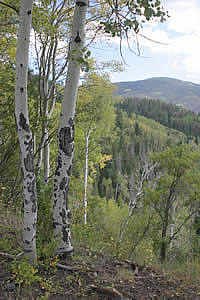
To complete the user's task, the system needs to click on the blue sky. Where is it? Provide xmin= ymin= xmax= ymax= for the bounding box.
xmin=91 ymin=0 xmax=200 ymax=84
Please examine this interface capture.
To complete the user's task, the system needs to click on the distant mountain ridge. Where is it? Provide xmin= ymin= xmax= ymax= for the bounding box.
xmin=114 ymin=77 xmax=200 ymax=113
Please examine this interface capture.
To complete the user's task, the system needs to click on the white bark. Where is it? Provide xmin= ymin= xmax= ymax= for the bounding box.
xmin=44 ymin=129 xmax=50 ymax=183
xmin=83 ymin=128 xmax=94 ymax=225
xmin=15 ymin=0 xmax=37 ymax=263
xmin=128 ymin=173 xmax=135 ymax=207
xmin=53 ymin=0 xmax=88 ymax=255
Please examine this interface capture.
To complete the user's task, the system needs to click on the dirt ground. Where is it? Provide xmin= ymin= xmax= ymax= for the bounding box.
xmin=1 ymin=247 xmax=200 ymax=299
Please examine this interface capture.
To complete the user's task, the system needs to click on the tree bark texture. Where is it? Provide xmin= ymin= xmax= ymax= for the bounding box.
xmin=53 ymin=0 xmax=88 ymax=255
xmin=15 ymin=0 xmax=37 ymax=263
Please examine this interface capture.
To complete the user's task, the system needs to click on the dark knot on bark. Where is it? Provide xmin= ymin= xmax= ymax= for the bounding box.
xmin=76 ymin=1 xmax=86 ymax=6
xmin=74 ymin=31 xmax=81 ymax=43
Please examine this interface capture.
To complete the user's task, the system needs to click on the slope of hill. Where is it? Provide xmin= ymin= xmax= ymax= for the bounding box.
xmin=117 ymin=97 xmax=200 ymax=139
xmin=114 ymin=77 xmax=200 ymax=113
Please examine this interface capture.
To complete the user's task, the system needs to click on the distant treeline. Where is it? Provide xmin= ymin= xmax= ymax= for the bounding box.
xmin=118 ymin=97 xmax=200 ymax=139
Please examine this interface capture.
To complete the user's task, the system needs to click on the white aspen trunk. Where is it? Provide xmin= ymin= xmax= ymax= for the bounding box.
xmin=128 ymin=173 xmax=135 ymax=206
xmin=43 ymin=88 xmax=56 ymax=184
xmin=53 ymin=0 xmax=88 ymax=255
xmin=43 ymin=87 xmax=56 ymax=184
xmin=83 ymin=129 xmax=94 ymax=225
xmin=44 ymin=130 xmax=50 ymax=183
xmin=36 ymin=139 xmax=43 ymax=177
xmin=41 ymin=70 xmax=49 ymax=184
xmin=15 ymin=0 xmax=37 ymax=264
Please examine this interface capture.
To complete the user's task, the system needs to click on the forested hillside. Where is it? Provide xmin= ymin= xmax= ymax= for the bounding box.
xmin=1 ymin=0 xmax=200 ymax=299
xmin=118 ymin=97 xmax=200 ymax=141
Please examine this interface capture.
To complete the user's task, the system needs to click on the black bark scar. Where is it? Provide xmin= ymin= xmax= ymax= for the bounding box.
xmin=24 ymin=249 xmax=32 ymax=253
xmin=19 ymin=113 xmax=30 ymax=132
xmin=75 ymin=32 xmax=81 ymax=43
xmin=59 ymin=121 xmax=74 ymax=156
xmin=24 ymin=153 xmax=34 ymax=172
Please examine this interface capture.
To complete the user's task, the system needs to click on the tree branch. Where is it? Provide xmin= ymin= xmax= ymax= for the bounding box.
xmin=0 ymin=251 xmax=23 ymax=259
xmin=169 ymin=210 xmax=197 ymax=243
xmin=0 ymin=1 xmax=19 ymax=14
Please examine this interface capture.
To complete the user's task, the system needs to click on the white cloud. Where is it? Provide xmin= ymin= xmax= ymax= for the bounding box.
xmin=135 ymin=0 xmax=200 ymax=76
xmin=164 ymin=0 xmax=200 ymax=34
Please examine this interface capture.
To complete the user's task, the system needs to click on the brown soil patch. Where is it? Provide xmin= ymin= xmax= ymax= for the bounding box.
xmin=0 ymin=247 xmax=200 ymax=299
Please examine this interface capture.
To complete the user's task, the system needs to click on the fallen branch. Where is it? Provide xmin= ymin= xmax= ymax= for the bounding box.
xmin=90 ymin=284 xmax=123 ymax=297
xmin=56 ymin=263 xmax=82 ymax=271
xmin=0 ymin=251 xmax=23 ymax=260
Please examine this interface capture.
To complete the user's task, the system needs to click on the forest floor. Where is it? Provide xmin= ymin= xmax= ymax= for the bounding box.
xmin=1 ymin=246 xmax=200 ymax=300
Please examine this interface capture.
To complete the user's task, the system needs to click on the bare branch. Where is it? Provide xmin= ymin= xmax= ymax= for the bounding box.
xmin=0 ymin=1 xmax=19 ymax=14
xmin=0 ymin=251 xmax=23 ymax=259
xmin=138 ymin=33 xmax=168 ymax=45
xmin=169 ymin=210 xmax=197 ymax=243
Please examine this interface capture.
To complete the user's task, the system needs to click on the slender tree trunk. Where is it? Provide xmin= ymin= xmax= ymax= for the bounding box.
xmin=114 ymin=183 xmax=119 ymax=203
xmin=53 ymin=0 xmax=88 ymax=255
xmin=169 ymin=201 xmax=177 ymax=250
xmin=128 ymin=173 xmax=135 ymax=205
xmin=15 ymin=0 xmax=37 ymax=264
xmin=83 ymin=132 xmax=89 ymax=225
xmin=43 ymin=121 xmax=50 ymax=183
xmin=160 ymin=209 xmax=169 ymax=263
xmin=83 ymin=128 xmax=94 ymax=225
xmin=44 ymin=134 xmax=50 ymax=183
xmin=35 ymin=135 xmax=44 ymax=177
xmin=160 ymin=180 xmax=177 ymax=263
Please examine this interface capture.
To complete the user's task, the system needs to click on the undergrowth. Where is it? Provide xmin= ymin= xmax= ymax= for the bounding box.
xmin=1 ymin=192 xmax=200 ymax=298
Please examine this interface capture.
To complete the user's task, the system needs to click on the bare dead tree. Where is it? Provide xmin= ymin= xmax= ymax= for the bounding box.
xmin=117 ymin=157 xmax=158 ymax=250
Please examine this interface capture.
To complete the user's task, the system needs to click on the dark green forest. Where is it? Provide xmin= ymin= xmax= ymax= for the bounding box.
xmin=118 ymin=97 xmax=200 ymax=140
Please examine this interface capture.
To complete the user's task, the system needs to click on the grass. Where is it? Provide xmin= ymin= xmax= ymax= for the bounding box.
xmin=1 ymin=200 xmax=200 ymax=299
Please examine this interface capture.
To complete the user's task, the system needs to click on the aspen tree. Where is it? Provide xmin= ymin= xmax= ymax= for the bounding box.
xmin=15 ymin=0 xmax=37 ymax=263
xmin=53 ymin=0 xmax=88 ymax=255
